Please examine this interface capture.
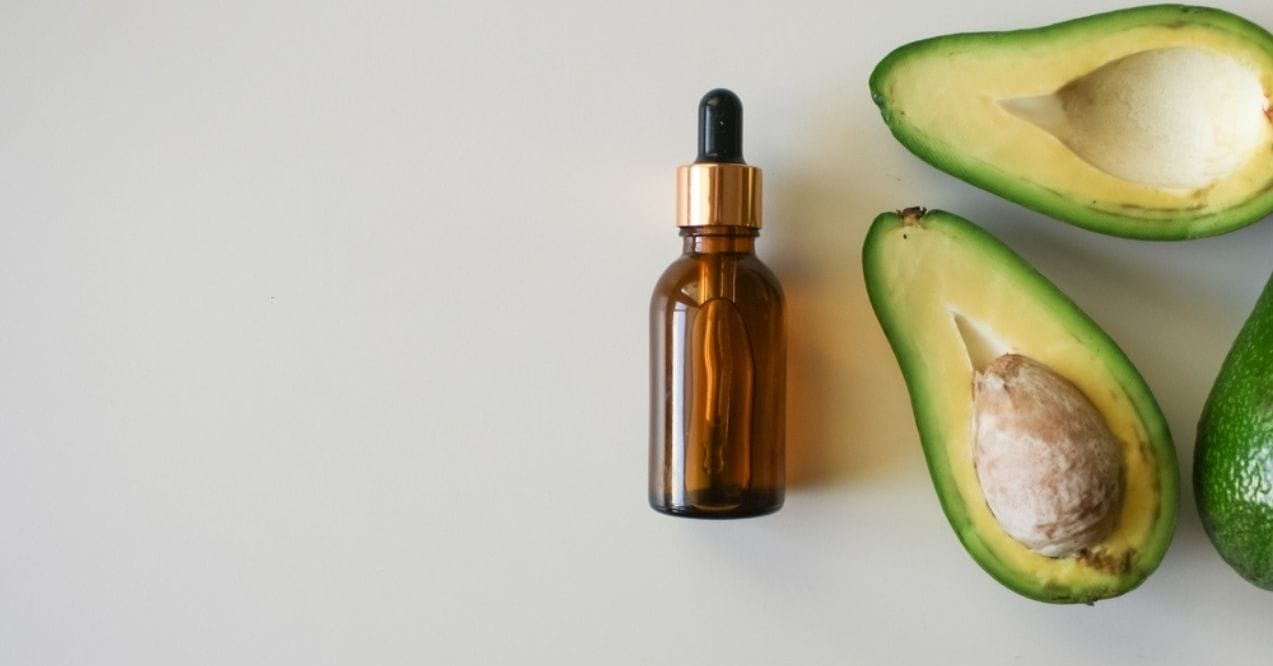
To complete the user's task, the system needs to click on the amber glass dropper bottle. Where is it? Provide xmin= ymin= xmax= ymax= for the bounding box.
xmin=649 ymin=89 xmax=786 ymax=518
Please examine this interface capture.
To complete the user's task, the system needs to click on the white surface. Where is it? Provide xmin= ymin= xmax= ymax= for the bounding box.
xmin=2 ymin=1 xmax=1271 ymax=664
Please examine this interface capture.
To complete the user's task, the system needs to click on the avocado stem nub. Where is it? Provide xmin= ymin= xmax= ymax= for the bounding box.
xmin=900 ymin=206 xmax=927 ymax=225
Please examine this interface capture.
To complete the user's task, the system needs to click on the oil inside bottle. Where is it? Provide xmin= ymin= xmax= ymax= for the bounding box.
xmin=649 ymin=226 xmax=785 ymax=517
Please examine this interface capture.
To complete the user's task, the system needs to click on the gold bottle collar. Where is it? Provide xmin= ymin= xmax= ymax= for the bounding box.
xmin=675 ymin=163 xmax=762 ymax=228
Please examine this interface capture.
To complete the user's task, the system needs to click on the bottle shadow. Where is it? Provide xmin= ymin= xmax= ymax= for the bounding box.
xmin=761 ymin=105 xmax=926 ymax=489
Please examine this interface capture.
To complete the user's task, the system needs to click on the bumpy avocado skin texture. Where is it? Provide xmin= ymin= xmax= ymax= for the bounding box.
xmin=1196 ymin=273 xmax=1273 ymax=590
xmin=869 ymin=5 xmax=1273 ymax=240
xmin=864 ymin=209 xmax=1177 ymax=603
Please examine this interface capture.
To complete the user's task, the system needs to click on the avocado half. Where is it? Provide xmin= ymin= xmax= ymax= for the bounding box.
xmin=863 ymin=208 xmax=1178 ymax=603
xmin=870 ymin=5 xmax=1273 ymax=240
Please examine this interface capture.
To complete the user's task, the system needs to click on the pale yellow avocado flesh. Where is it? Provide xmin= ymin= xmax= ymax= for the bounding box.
xmin=889 ymin=25 xmax=1273 ymax=213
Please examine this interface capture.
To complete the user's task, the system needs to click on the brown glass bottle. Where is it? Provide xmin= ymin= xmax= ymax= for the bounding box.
xmin=649 ymin=89 xmax=786 ymax=518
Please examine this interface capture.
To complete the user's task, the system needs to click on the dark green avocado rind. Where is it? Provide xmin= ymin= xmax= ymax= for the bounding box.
xmin=863 ymin=209 xmax=1179 ymax=603
xmin=1195 ymin=272 xmax=1273 ymax=590
xmin=869 ymin=5 xmax=1273 ymax=240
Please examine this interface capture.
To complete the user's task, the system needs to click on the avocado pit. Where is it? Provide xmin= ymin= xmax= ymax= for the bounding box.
xmin=1001 ymin=47 xmax=1270 ymax=189
xmin=971 ymin=353 xmax=1125 ymax=557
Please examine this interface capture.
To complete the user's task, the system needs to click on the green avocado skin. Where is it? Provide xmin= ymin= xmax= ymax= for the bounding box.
xmin=1196 ymin=272 xmax=1273 ymax=590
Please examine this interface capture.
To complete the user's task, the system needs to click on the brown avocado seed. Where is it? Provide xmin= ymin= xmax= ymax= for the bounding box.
xmin=971 ymin=354 xmax=1125 ymax=557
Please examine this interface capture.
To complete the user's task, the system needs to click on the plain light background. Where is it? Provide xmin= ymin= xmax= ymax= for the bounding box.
xmin=2 ymin=1 xmax=1272 ymax=663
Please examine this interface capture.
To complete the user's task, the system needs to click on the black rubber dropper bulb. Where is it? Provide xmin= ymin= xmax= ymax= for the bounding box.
xmin=695 ymin=88 xmax=745 ymax=164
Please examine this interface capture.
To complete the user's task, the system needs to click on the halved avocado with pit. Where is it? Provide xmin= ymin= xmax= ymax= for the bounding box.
xmin=863 ymin=208 xmax=1178 ymax=603
xmin=870 ymin=5 xmax=1273 ymax=239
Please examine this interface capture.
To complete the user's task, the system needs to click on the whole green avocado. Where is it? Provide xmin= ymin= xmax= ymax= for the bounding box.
xmin=1196 ymin=272 xmax=1273 ymax=590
